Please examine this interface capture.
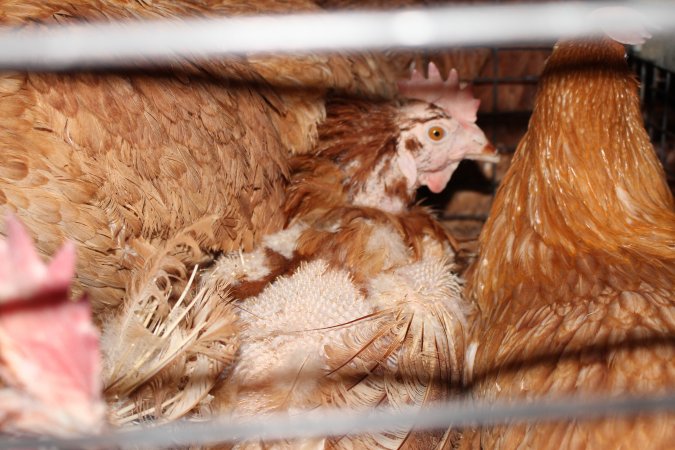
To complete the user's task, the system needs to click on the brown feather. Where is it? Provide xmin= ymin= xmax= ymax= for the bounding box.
xmin=102 ymin=219 xmax=239 ymax=425
xmin=465 ymin=39 xmax=675 ymax=449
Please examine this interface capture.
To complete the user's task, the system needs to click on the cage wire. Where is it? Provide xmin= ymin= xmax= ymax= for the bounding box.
xmin=0 ymin=1 xmax=675 ymax=69
xmin=2 ymin=393 xmax=674 ymax=449
xmin=436 ymin=43 xmax=675 ymax=268
xmin=631 ymin=54 xmax=675 ymax=188
xmin=430 ymin=44 xmax=554 ymax=268
xmin=0 ymin=1 xmax=674 ymax=448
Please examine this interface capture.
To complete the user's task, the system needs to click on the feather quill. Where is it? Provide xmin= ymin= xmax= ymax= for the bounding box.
xmin=102 ymin=219 xmax=238 ymax=425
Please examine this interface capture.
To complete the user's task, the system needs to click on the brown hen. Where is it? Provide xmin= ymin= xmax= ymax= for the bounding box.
xmin=0 ymin=0 xmax=401 ymax=316
xmin=463 ymin=38 xmax=675 ymax=449
xmin=194 ymin=80 xmax=494 ymax=448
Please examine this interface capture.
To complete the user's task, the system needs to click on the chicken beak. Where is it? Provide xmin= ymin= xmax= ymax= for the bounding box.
xmin=464 ymin=143 xmax=500 ymax=163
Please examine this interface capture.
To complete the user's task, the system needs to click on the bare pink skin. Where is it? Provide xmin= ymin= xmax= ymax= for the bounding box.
xmin=0 ymin=214 xmax=104 ymax=436
xmin=396 ymin=102 xmax=494 ymax=194
xmin=352 ymin=101 xmax=494 ymax=214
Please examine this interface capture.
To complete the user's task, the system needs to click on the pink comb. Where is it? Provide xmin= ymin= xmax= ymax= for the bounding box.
xmin=0 ymin=214 xmax=75 ymax=302
xmin=397 ymin=62 xmax=481 ymax=124
xmin=0 ymin=214 xmax=103 ymax=436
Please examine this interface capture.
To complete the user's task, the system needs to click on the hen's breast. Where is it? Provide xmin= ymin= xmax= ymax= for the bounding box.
xmin=206 ymin=202 xmax=470 ymax=448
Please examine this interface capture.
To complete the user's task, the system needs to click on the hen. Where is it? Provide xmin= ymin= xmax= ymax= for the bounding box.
xmin=97 ymin=62 xmax=495 ymax=429
xmin=463 ymin=37 xmax=675 ymax=449
xmin=0 ymin=0 xmax=401 ymax=317
xmin=0 ymin=215 xmax=103 ymax=437
xmin=168 ymin=65 xmax=496 ymax=449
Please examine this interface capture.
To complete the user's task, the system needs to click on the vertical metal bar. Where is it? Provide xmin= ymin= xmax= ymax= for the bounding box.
xmin=492 ymin=47 xmax=499 ymax=115
xmin=644 ymin=62 xmax=655 ymax=138
xmin=637 ymin=58 xmax=646 ymax=104
xmin=660 ymin=69 xmax=671 ymax=163
xmin=490 ymin=46 xmax=500 ymax=194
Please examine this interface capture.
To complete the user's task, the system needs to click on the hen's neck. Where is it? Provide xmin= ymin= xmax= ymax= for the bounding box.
xmin=520 ymin=39 xmax=673 ymax=249
xmin=347 ymin=153 xmax=414 ymax=214
xmin=315 ymin=98 xmax=415 ymax=214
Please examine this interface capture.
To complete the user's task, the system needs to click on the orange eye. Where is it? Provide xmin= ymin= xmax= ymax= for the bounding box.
xmin=428 ymin=126 xmax=445 ymax=141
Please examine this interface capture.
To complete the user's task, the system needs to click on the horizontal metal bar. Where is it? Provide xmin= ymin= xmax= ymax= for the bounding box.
xmin=0 ymin=2 xmax=673 ymax=71
xmin=440 ymin=214 xmax=490 ymax=221
xmin=473 ymin=77 xmax=541 ymax=84
xmin=491 ymin=46 xmax=555 ymax=51
xmin=2 ymin=392 xmax=673 ymax=449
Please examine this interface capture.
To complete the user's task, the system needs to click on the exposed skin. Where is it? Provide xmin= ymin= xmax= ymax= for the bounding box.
xmin=396 ymin=101 xmax=494 ymax=195
xmin=99 ymin=66 xmax=496 ymax=435
xmin=312 ymin=98 xmax=495 ymax=216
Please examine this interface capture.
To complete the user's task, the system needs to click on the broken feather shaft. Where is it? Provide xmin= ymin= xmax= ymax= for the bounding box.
xmin=2 ymin=392 xmax=674 ymax=449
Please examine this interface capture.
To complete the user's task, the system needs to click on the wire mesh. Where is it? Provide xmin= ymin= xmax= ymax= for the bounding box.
xmin=0 ymin=3 xmax=674 ymax=448
xmin=435 ymin=44 xmax=675 ymax=271
xmin=631 ymin=54 xmax=675 ymax=188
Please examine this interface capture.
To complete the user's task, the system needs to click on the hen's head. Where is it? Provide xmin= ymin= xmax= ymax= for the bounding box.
xmin=395 ymin=63 xmax=495 ymax=194
xmin=304 ymin=65 xmax=495 ymax=215
xmin=395 ymin=99 xmax=494 ymax=194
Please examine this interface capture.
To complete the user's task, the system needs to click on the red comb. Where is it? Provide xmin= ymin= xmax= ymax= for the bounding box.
xmin=397 ymin=62 xmax=481 ymax=124
xmin=0 ymin=213 xmax=76 ymax=302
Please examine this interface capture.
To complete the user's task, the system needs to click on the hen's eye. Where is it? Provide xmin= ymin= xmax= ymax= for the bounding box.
xmin=428 ymin=126 xmax=445 ymax=141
